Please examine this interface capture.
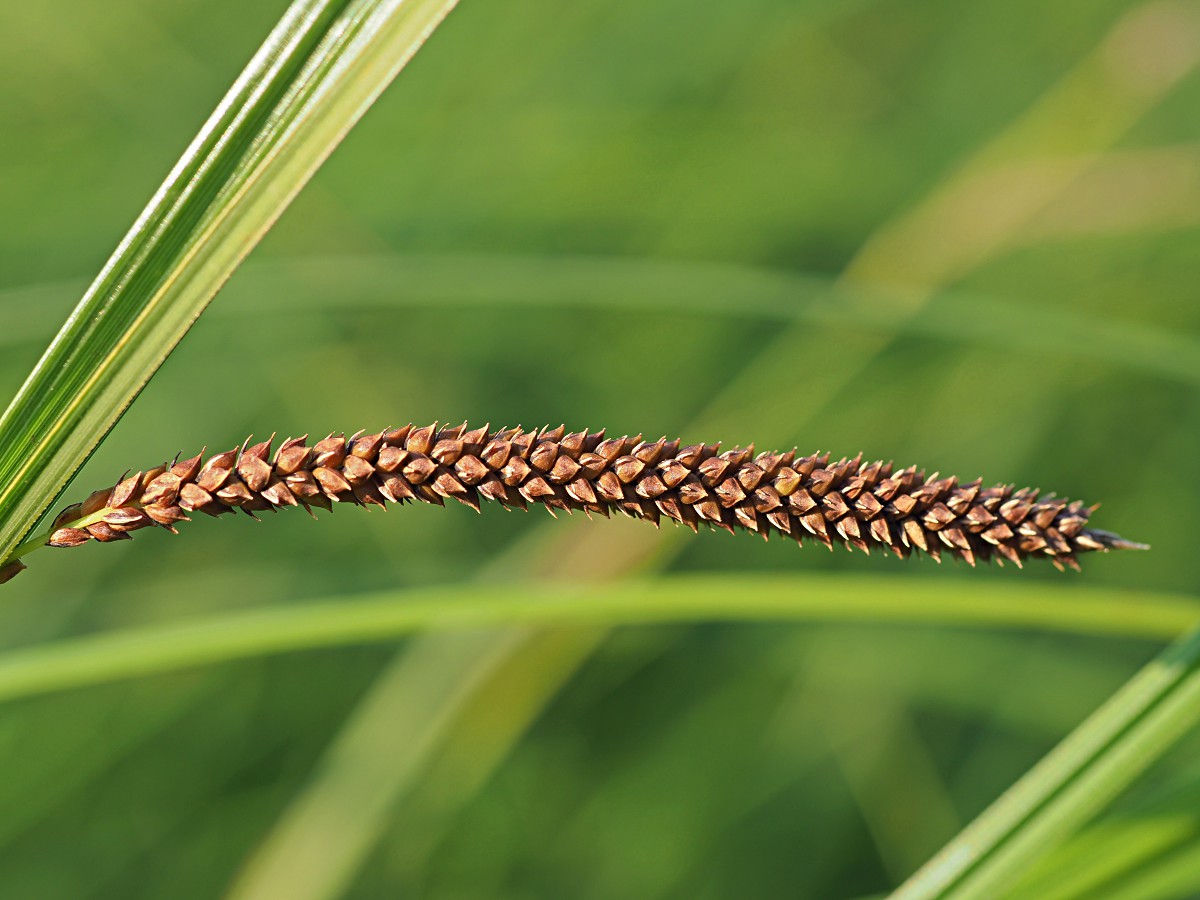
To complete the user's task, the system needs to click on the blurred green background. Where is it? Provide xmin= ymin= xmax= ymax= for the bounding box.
xmin=2 ymin=0 xmax=1200 ymax=897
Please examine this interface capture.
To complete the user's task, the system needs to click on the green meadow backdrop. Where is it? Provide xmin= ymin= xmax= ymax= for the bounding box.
xmin=0 ymin=0 xmax=1197 ymax=896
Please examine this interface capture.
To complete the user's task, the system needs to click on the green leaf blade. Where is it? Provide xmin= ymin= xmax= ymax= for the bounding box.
xmin=893 ymin=626 xmax=1200 ymax=899
xmin=0 ymin=0 xmax=458 ymax=564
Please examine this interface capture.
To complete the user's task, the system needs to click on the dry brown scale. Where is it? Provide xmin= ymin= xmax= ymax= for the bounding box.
xmin=38 ymin=422 xmax=1144 ymax=572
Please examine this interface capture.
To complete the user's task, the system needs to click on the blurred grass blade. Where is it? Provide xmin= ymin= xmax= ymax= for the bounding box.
xmin=6 ymin=253 xmax=1200 ymax=386
xmin=893 ymin=625 xmax=1200 ymax=900
xmin=0 ymin=0 xmax=458 ymax=565
xmin=0 ymin=576 xmax=1191 ymax=705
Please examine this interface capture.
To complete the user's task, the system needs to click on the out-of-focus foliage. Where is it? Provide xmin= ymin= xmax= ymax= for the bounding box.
xmin=0 ymin=0 xmax=1197 ymax=897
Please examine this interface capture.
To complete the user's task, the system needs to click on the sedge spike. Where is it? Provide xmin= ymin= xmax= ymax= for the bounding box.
xmin=0 ymin=423 xmax=1147 ymax=583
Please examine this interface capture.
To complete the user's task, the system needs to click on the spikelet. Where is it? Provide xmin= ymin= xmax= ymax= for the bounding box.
xmin=13 ymin=422 xmax=1146 ymax=581
xmin=0 ymin=560 xmax=26 ymax=585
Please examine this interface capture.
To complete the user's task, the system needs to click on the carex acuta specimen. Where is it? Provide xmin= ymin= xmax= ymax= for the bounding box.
xmin=0 ymin=422 xmax=1146 ymax=583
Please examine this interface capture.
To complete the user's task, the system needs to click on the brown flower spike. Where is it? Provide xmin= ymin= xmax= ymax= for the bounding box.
xmin=4 ymin=422 xmax=1146 ymax=583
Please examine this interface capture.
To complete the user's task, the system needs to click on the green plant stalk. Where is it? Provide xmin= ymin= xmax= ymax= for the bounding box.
xmin=0 ymin=576 xmax=1190 ymax=706
xmin=0 ymin=0 xmax=458 ymax=566
xmin=6 ymin=508 xmax=115 ymax=563
xmin=892 ymin=624 xmax=1200 ymax=900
